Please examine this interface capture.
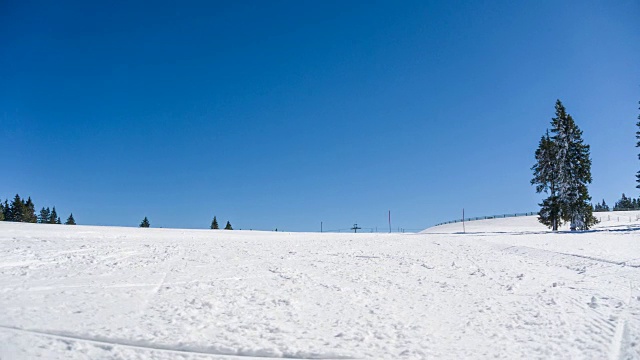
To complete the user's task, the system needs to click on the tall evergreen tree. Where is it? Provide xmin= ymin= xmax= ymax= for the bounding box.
xmin=23 ymin=197 xmax=37 ymax=223
xmin=0 ymin=202 xmax=4 ymax=221
xmin=551 ymin=100 xmax=597 ymax=230
xmin=49 ymin=207 xmax=59 ymax=224
xmin=140 ymin=217 xmax=150 ymax=228
xmin=224 ymin=221 xmax=233 ymax=230
xmin=65 ymin=213 xmax=76 ymax=225
xmin=532 ymin=100 xmax=597 ymax=231
xmin=211 ymin=216 xmax=219 ymax=229
xmin=38 ymin=207 xmax=51 ymax=223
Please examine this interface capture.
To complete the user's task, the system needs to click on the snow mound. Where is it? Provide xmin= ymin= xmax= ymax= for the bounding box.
xmin=1 ymin=217 xmax=639 ymax=359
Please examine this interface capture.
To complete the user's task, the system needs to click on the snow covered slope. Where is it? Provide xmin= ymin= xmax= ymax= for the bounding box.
xmin=1 ymin=214 xmax=639 ymax=359
xmin=424 ymin=211 xmax=640 ymax=235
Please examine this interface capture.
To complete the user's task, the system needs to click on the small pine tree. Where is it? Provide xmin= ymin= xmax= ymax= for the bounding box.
xmin=211 ymin=216 xmax=219 ymax=229
xmin=56 ymin=217 xmax=61 ymax=224
xmin=23 ymin=197 xmax=37 ymax=223
xmin=224 ymin=221 xmax=233 ymax=230
xmin=0 ymin=202 xmax=4 ymax=221
xmin=2 ymin=200 xmax=9 ymax=221
xmin=140 ymin=217 xmax=150 ymax=228
xmin=594 ymin=199 xmax=610 ymax=212
xmin=9 ymin=194 xmax=24 ymax=222
xmin=49 ymin=207 xmax=59 ymax=224
xmin=65 ymin=213 xmax=76 ymax=225
xmin=38 ymin=207 xmax=51 ymax=223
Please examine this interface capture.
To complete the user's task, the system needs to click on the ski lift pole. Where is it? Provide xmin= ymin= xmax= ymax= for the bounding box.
xmin=462 ymin=208 xmax=465 ymax=233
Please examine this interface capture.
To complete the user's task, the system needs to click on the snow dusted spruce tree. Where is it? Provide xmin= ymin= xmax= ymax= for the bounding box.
xmin=532 ymin=100 xmax=597 ymax=231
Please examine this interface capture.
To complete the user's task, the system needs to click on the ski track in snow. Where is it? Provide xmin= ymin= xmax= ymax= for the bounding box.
xmin=1 ymin=212 xmax=639 ymax=359
xmin=0 ymin=324 xmax=354 ymax=359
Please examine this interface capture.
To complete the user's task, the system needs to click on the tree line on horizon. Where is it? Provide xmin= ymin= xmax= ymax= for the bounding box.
xmin=598 ymin=102 xmax=640 ymax=213
xmin=592 ymin=193 xmax=640 ymax=212
xmin=1 ymin=194 xmax=237 ymax=230
xmin=137 ymin=215 xmax=233 ymax=229
xmin=0 ymin=194 xmax=75 ymax=225
xmin=5 ymin=101 xmax=640 ymax=233
xmin=531 ymin=100 xmax=640 ymax=230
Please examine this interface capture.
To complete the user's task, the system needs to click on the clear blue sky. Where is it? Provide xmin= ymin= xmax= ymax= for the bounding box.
xmin=1 ymin=1 xmax=639 ymax=231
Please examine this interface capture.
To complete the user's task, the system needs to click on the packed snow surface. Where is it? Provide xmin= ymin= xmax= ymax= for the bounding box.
xmin=1 ymin=212 xmax=640 ymax=359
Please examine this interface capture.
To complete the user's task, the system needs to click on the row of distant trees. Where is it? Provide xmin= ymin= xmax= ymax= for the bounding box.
xmin=531 ymin=100 xmax=640 ymax=231
xmin=601 ymin=101 xmax=640 ymax=212
xmin=137 ymin=215 xmax=233 ymax=229
xmin=210 ymin=216 xmax=233 ymax=230
xmin=593 ymin=193 xmax=640 ymax=212
xmin=1 ymin=195 xmax=237 ymax=230
xmin=0 ymin=194 xmax=75 ymax=225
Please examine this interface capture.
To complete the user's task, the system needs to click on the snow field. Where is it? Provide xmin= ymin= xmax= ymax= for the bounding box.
xmin=0 ymin=214 xmax=639 ymax=359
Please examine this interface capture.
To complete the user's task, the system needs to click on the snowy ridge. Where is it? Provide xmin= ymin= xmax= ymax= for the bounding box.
xmin=1 ymin=215 xmax=639 ymax=359
xmin=425 ymin=211 xmax=640 ymax=233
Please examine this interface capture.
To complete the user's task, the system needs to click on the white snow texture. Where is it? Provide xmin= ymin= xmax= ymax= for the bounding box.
xmin=1 ymin=212 xmax=639 ymax=359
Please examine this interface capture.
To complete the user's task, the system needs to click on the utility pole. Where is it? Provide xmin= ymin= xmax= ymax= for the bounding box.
xmin=321 ymin=221 xmax=323 ymax=233
xmin=463 ymin=208 xmax=466 ymax=234
xmin=388 ymin=210 xmax=391 ymax=233
xmin=351 ymin=223 xmax=361 ymax=233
